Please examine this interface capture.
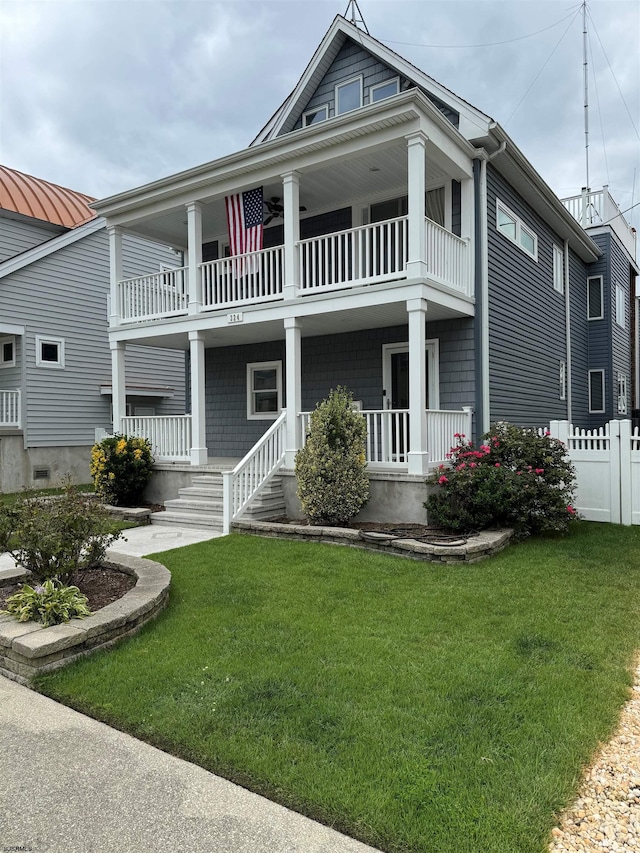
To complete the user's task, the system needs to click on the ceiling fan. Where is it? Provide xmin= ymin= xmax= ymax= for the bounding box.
xmin=263 ymin=196 xmax=307 ymax=226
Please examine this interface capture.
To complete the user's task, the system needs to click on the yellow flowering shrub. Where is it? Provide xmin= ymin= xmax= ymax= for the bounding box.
xmin=91 ymin=434 xmax=154 ymax=506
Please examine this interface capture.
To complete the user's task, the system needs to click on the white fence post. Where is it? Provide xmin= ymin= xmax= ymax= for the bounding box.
xmin=608 ymin=420 xmax=622 ymax=524
xmin=549 ymin=419 xmax=569 ymax=445
xmin=222 ymin=471 xmax=233 ymax=536
xmin=619 ymin=419 xmax=632 ymax=526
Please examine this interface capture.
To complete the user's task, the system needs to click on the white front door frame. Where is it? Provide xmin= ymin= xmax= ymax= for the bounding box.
xmin=382 ymin=339 xmax=440 ymax=411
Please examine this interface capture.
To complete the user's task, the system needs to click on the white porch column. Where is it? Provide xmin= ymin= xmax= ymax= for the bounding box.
xmin=187 ymin=202 xmax=203 ymax=315
xmin=189 ymin=330 xmax=208 ymax=465
xmin=108 ymin=225 xmax=123 ymax=327
xmin=407 ymin=297 xmax=429 ymax=475
xmin=282 ymin=170 xmax=301 ymax=300
xmin=110 ymin=341 xmax=126 ymax=434
xmin=284 ymin=317 xmax=302 ymax=468
xmin=460 ymin=177 xmax=475 ymax=297
xmin=406 ymin=132 xmax=428 ymax=280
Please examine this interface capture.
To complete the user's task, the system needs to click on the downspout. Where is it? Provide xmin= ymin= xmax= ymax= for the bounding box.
xmin=564 ymin=239 xmax=572 ymax=424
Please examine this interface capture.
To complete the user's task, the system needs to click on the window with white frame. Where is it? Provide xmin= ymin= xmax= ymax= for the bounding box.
xmin=35 ymin=336 xmax=64 ymax=368
xmin=370 ymin=78 xmax=399 ymax=103
xmin=553 ymin=245 xmax=564 ymax=293
xmin=588 ymin=369 xmax=605 ymax=413
xmin=617 ymin=373 xmax=628 ymax=414
xmin=335 ymin=77 xmax=362 ymax=115
xmin=496 ymin=200 xmax=538 ymax=260
xmin=247 ymin=361 xmax=282 ymax=419
xmin=559 ymin=360 xmax=566 ymax=400
xmin=302 ymin=104 xmax=328 ymax=127
xmin=587 ymin=276 xmax=604 ymax=320
xmin=0 ymin=335 xmax=15 ymax=368
xmin=615 ymin=283 xmax=626 ymax=328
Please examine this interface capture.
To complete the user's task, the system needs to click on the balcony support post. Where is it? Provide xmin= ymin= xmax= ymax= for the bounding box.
xmin=406 ymin=297 xmax=429 ymax=475
xmin=108 ymin=225 xmax=123 ymax=327
xmin=189 ymin=330 xmax=208 ymax=465
xmin=406 ymin=132 xmax=428 ymax=280
xmin=110 ymin=340 xmax=126 ymax=435
xmin=187 ymin=201 xmax=203 ymax=315
xmin=282 ymin=170 xmax=301 ymax=300
xmin=284 ymin=317 xmax=302 ymax=468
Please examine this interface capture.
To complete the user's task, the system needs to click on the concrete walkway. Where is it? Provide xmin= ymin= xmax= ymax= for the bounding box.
xmin=0 ymin=524 xmax=382 ymax=853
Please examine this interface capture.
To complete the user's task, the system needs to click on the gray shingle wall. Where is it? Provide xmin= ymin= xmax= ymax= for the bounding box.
xmin=487 ymin=165 xmax=568 ymax=427
xmin=568 ymin=250 xmax=590 ymax=427
xmin=0 ymin=215 xmax=62 ymax=263
xmin=583 ymin=234 xmax=611 ymax=426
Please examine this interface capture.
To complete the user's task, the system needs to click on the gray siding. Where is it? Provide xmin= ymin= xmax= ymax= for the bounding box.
xmin=0 ymin=214 xmax=64 ymax=263
xmin=284 ymin=37 xmax=459 ymax=134
xmin=204 ymin=322 xmax=474 ymax=457
xmin=487 ymin=165 xmax=568 ymax=427
xmin=568 ymin=250 xmax=590 ymax=427
xmin=584 ymin=234 xmax=611 ymax=426
xmin=1 ymin=225 xmax=185 ymax=447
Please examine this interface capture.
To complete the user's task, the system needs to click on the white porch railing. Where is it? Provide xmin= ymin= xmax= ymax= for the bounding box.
xmin=300 ymin=407 xmax=473 ymax=468
xmin=0 ymin=390 xmax=21 ymax=428
xmin=118 ymin=267 xmax=188 ymax=322
xmin=426 ymin=220 xmax=471 ymax=296
xmin=120 ymin=415 xmax=192 ymax=461
xmin=201 ymin=246 xmax=284 ymax=309
xmin=222 ymin=409 xmax=287 ymax=534
xmin=561 ymin=187 xmax=637 ymax=260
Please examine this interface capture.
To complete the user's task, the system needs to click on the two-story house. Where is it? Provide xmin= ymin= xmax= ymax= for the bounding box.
xmin=0 ymin=165 xmax=186 ymax=493
xmin=93 ymin=14 xmax=637 ymax=528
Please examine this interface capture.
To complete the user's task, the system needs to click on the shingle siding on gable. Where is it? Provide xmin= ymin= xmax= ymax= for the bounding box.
xmin=0 ymin=216 xmax=63 ymax=263
xmin=486 ymin=164 xmax=568 ymax=426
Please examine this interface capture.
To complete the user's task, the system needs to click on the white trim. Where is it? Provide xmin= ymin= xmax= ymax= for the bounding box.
xmin=302 ymin=103 xmax=329 ymax=127
xmin=335 ymin=75 xmax=363 ymax=116
xmin=0 ymin=335 xmax=16 ymax=369
xmin=495 ymin=199 xmax=538 ymax=261
xmin=552 ymin=244 xmax=564 ymax=293
xmin=382 ymin=340 xmax=439 ymax=410
xmin=35 ymin=335 xmax=65 ymax=368
xmin=615 ymin=283 xmax=626 ymax=328
xmin=559 ymin=360 xmax=566 ymax=401
xmin=0 ymin=323 xmax=25 ymax=336
xmin=247 ymin=360 xmax=283 ymax=420
xmin=617 ymin=373 xmax=628 ymax=415
xmin=370 ymin=77 xmax=400 ymax=104
xmin=0 ymin=217 xmax=104 ymax=279
xmin=587 ymin=275 xmax=604 ymax=321
xmin=588 ymin=369 xmax=605 ymax=413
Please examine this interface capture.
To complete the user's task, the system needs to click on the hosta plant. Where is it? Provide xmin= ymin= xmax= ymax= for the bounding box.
xmin=2 ymin=578 xmax=91 ymax=627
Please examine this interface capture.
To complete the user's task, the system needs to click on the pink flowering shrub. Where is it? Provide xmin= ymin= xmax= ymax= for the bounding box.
xmin=425 ymin=422 xmax=578 ymax=537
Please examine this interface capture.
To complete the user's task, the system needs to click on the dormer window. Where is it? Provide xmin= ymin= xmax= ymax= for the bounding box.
xmin=371 ymin=78 xmax=399 ymax=103
xmin=336 ymin=77 xmax=362 ymax=115
xmin=303 ymin=104 xmax=328 ymax=127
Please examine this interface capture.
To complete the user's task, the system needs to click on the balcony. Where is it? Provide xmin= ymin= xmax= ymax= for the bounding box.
xmin=0 ymin=390 xmax=21 ymax=428
xmin=114 ymin=217 xmax=471 ymax=324
xmin=561 ymin=186 xmax=637 ymax=260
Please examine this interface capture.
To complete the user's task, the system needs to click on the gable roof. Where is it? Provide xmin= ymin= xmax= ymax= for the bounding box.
xmin=251 ymin=15 xmax=492 ymax=146
xmin=0 ymin=164 xmax=97 ymax=229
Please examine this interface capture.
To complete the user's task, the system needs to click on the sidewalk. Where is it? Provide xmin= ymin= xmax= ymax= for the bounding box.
xmin=0 ymin=523 xmax=382 ymax=853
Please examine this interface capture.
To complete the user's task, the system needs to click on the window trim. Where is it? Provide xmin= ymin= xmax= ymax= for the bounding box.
xmin=587 ymin=275 xmax=604 ymax=321
xmin=495 ymin=199 xmax=538 ymax=261
xmin=35 ymin=335 xmax=65 ymax=368
xmin=0 ymin=335 xmax=15 ymax=369
xmin=617 ymin=372 xmax=628 ymax=415
xmin=615 ymin=283 xmax=626 ymax=328
xmin=559 ymin=360 xmax=566 ymax=401
xmin=335 ymin=75 xmax=363 ymax=116
xmin=588 ymin=369 xmax=606 ymax=414
xmin=552 ymin=244 xmax=564 ymax=294
xmin=246 ymin=360 xmax=283 ymax=420
xmin=370 ymin=77 xmax=400 ymax=103
xmin=302 ymin=103 xmax=329 ymax=127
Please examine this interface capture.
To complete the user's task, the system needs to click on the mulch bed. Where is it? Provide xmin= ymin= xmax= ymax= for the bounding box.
xmin=0 ymin=565 xmax=135 ymax=612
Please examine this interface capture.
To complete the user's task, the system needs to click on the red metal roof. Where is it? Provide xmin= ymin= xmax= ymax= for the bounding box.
xmin=0 ymin=164 xmax=97 ymax=228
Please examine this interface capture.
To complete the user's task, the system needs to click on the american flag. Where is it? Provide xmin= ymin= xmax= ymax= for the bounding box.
xmin=225 ymin=187 xmax=264 ymax=257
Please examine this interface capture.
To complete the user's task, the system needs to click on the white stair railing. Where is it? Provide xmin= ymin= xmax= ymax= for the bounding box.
xmin=120 ymin=415 xmax=192 ymax=461
xmin=0 ymin=389 xmax=21 ymax=428
xmin=222 ymin=410 xmax=287 ymax=534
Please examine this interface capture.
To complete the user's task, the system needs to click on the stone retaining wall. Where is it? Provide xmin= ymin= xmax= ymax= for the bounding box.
xmin=0 ymin=553 xmax=170 ymax=685
xmin=232 ymin=520 xmax=512 ymax=563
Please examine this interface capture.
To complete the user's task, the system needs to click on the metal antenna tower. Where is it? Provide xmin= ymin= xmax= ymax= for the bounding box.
xmin=344 ymin=0 xmax=369 ymax=35
xmin=583 ymin=1 xmax=590 ymax=194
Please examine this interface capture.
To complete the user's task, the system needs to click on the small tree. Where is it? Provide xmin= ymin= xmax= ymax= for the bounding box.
xmin=91 ymin=434 xmax=154 ymax=507
xmin=295 ymin=386 xmax=369 ymax=526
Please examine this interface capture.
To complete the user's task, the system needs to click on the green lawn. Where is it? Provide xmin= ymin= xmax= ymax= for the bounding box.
xmin=0 ymin=484 xmax=95 ymax=507
xmin=35 ymin=524 xmax=640 ymax=853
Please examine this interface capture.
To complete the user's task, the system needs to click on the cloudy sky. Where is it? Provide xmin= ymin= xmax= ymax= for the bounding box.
xmin=1 ymin=0 xmax=638 ymax=226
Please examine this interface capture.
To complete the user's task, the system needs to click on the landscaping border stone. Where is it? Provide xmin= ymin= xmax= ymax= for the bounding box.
xmin=232 ymin=520 xmax=513 ymax=563
xmin=0 ymin=552 xmax=170 ymax=685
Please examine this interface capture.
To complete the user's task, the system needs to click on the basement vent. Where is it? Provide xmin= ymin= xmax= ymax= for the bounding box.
xmin=33 ymin=468 xmax=50 ymax=481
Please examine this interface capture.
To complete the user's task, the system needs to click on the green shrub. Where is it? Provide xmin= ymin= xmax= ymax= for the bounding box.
xmin=425 ymin=423 xmax=577 ymax=537
xmin=2 ymin=578 xmax=91 ymax=627
xmin=295 ymin=386 xmax=370 ymax=526
xmin=91 ymin=434 xmax=154 ymax=506
xmin=0 ymin=484 xmax=122 ymax=583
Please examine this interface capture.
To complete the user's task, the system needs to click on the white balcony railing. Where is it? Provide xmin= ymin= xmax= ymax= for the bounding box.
xmin=201 ymin=246 xmax=284 ymax=309
xmin=426 ymin=220 xmax=471 ymax=296
xmin=118 ymin=267 xmax=188 ymax=322
xmin=561 ymin=187 xmax=637 ymax=260
xmin=120 ymin=415 xmax=191 ymax=461
xmin=300 ymin=407 xmax=472 ymax=468
xmin=0 ymin=389 xmax=21 ymax=428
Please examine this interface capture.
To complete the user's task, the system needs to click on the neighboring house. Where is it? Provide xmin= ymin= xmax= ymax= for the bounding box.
xmin=93 ymin=14 xmax=638 ymax=525
xmin=0 ymin=165 xmax=186 ymax=493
